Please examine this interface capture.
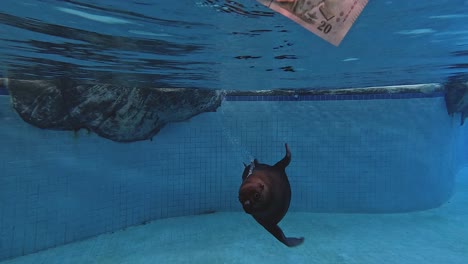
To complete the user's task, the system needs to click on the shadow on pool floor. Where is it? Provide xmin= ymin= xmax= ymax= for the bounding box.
xmin=3 ymin=168 xmax=468 ymax=264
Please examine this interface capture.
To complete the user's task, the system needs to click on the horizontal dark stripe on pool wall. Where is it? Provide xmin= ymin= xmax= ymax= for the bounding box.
xmin=223 ymin=92 xmax=444 ymax=101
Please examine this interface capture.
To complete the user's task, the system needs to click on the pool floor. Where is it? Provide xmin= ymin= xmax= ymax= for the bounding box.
xmin=2 ymin=168 xmax=467 ymax=264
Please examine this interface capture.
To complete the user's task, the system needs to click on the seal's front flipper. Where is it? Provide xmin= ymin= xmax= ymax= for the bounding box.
xmin=262 ymin=223 xmax=304 ymax=247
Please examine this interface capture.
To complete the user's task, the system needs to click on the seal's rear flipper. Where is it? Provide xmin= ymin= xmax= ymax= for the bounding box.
xmin=285 ymin=237 xmax=304 ymax=247
xmin=274 ymin=143 xmax=291 ymax=169
xmin=262 ymin=223 xmax=304 ymax=247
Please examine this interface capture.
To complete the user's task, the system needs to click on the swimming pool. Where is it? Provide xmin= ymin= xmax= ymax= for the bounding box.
xmin=1 ymin=0 xmax=468 ymax=263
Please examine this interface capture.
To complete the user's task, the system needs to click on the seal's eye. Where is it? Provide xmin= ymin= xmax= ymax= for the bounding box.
xmin=254 ymin=192 xmax=260 ymax=200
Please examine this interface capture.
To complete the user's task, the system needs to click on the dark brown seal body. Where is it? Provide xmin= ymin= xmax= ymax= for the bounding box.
xmin=238 ymin=143 xmax=304 ymax=247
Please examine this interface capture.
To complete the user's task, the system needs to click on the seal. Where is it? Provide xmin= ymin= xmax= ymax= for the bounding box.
xmin=238 ymin=143 xmax=304 ymax=247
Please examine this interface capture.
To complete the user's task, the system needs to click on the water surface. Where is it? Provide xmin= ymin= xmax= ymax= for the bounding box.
xmin=0 ymin=0 xmax=467 ymax=89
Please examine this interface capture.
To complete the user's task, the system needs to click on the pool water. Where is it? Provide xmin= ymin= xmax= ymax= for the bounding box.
xmin=1 ymin=0 xmax=468 ymax=263
xmin=0 ymin=0 xmax=467 ymax=90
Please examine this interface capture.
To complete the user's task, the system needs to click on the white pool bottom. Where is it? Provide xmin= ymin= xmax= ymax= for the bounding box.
xmin=2 ymin=168 xmax=467 ymax=264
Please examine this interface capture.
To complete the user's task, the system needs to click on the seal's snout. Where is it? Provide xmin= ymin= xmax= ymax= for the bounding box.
xmin=242 ymin=200 xmax=253 ymax=214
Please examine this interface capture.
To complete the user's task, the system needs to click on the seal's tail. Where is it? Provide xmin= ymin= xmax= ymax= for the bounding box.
xmin=274 ymin=143 xmax=291 ymax=169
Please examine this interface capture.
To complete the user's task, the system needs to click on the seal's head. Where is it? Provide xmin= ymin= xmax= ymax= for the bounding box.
xmin=238 ymin=179 xmax=270 ymax=214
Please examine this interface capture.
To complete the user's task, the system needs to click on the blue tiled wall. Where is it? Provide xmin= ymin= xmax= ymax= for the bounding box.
xmin=0 ymin=96 xmax=238 ymax=260
xmin=456 ymin=124 xmax=468 ymax=171
xmin=221 ymin=96 xmax=459 ymax=212
xmin=0 ymin=92 xmax=464 ymax=260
